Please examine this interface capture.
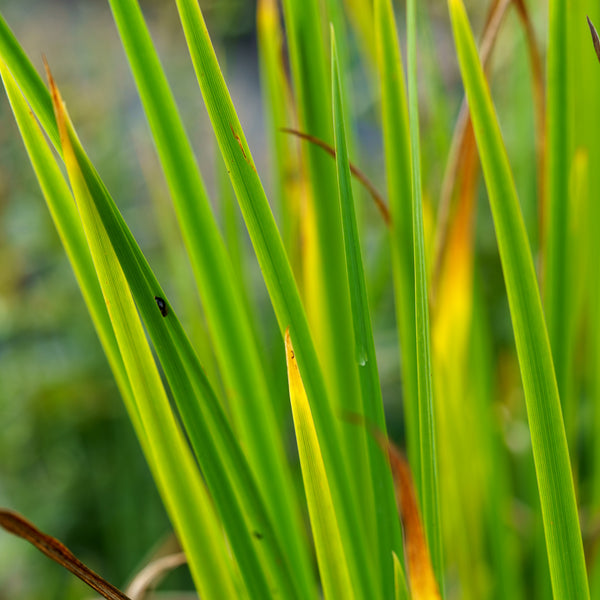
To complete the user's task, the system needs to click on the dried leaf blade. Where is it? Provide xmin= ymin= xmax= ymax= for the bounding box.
xmin=0 ymin=509 xmax=131 ymax=600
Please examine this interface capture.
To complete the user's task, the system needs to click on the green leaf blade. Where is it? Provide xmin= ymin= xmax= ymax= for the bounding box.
xmin=545 ymin=0 xmax=569 ymax=412
xmin=406 ymin=0 xmax=444 ymax=588
xmin=448 ymin=1 xmax=590 ymax=597
xmin=374 ymin=0 xmax=420 ymax=494
xmin=0 ymin=14 xmax=58 ymax=148
xmin=331 ymin=28 xmax=401 ymax=600
xmin=0 ymin=30 xmax=303 ymax=594
xmin=52 ymin=81 xmax=241 ymax=600
xmin=172 ymin=1 xmax=375 ymax=597
xmin=279 ymin=1 xmax=373 ymax=557
xmin=256 ymin=0 xmax=298 ymax=260
xmin=63 ymin=97 xmax=299 ymax=600
xmin=104 ymin=3 xmax=314 ymax=595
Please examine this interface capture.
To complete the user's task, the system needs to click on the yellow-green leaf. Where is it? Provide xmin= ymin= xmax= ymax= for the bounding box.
xmin=284 ymin=329 xmax=354 ymax=600
xmin=48 ymin=64 xmax=241 ymax=600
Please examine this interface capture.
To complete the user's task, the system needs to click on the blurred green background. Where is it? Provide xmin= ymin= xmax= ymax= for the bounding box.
xmin=0 ymin=0 xmax=549 ymax=597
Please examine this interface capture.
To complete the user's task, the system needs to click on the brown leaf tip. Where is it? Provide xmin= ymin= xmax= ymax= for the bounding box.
xmin=587 ymin=16 xmax=600 ymax=64
xmin=0 ymin=509 xmax=131 ymax=600
xmin=42 ymin=55 xmax=58 ymax=101
xmin=42 ymin=55 xmax=67 ymax=124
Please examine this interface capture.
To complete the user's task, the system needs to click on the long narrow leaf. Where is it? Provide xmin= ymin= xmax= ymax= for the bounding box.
xmin=284 ymin=329 xmax=355 ymax=600
xmin=58 ymin=80 xmax=301 ymax=600
xmin=256 ymin=0 xmax=299 ymax=262
xmin=374 ymin=0 xmax=420 ymax=491
xmin=278 ymin=2 xmax=372 ymax=573
xmin=406 ymin=0 xmax=444 ymax=586
xmin=104 ymin=7 xmax=309 ymax=589
xmin=172 ymin=1 xmax=374 ymax=596
xmin=332 ymin=28 xmax=401 ymax=599
xmin=50 ymin=74 xmax=240 ymax=600
xmin=278 ymin=1 xmax=361 ymax=451
xmin=0 ymin=27 xmax=304 ymax=594
xmin=448 ymin=1 xmax=589 ymax=597
xmin=544 ymin=0 xmax=569 ymax=412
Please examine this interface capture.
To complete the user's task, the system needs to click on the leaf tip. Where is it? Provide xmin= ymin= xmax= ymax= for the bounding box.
xmin=42 ymin=55 xmax=69 ymax=146
xmin=42 ymin=55 xmax=59 ymax=106
xmin=284 ymin=327 xmax=294 ymax=362
xmin=587 ymin=16 xmax=600 ymax=64
xmin=257 ymin=0 xmax=275 ymax=16
xmin=447 ymin=0 xmax=464 ymax=20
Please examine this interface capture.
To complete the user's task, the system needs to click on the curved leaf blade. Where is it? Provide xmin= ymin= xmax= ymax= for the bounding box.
xmin=49 ymin=72 xmax=240 ymax=600
xmin=104 ymin=8 xmax=308 ymax=589
xmin=0 ymin=20 xmax=309 ymax=598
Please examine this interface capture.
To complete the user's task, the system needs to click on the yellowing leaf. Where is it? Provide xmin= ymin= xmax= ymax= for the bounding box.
xmin=387 ymin=444 xmax=441 ymax=600
xmin=284 ymin=329 xmax=355 ymax=600
xmin=46 ymin=60 xmax=242 ymax=600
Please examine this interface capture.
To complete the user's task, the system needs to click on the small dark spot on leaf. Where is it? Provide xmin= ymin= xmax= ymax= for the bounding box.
xmin=154 ymin=296 xmax=168 ymax=317
xmin=252 ymin=531 xmax=263 ymax=540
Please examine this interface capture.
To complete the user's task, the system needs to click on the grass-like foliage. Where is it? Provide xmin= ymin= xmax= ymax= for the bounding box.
xmin=1 ymin=0 xmax=599 ymax=598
